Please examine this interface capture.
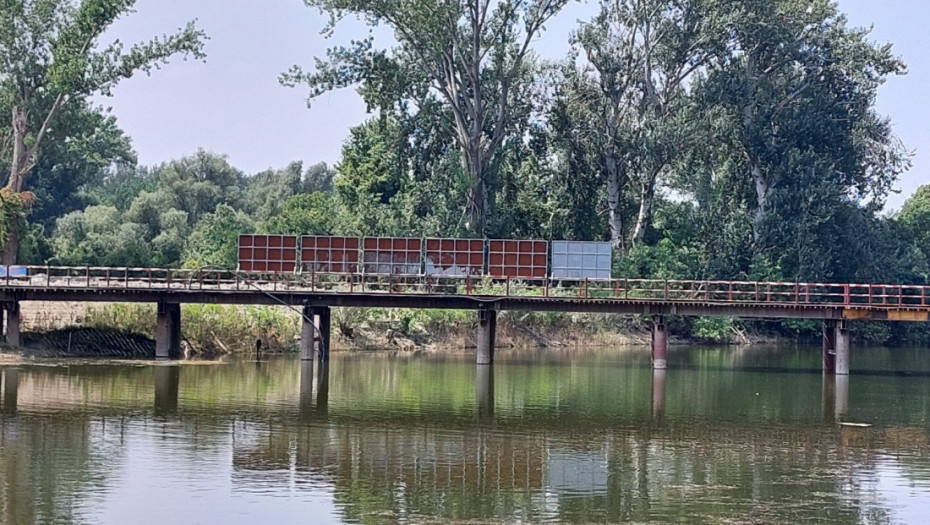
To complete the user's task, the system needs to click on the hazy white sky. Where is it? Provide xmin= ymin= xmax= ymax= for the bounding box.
xmin=96 ymin=0 xmax=928 ymax=210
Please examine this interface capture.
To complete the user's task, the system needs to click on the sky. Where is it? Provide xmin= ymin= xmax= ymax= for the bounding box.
xmin=96 ymin=0 xmax=929 ymax=210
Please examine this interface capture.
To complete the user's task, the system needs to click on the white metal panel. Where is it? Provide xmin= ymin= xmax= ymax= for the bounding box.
xmin=550 ymin=241 xmax=612 ymax=279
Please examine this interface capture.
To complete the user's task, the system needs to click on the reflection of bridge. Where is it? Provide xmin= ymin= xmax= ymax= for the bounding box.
xmin=0 ymin=362 xmax=908 ymax=524
xmin=0 ymin=361 xmax=852 ymax=424
xmin=3 ymin=266 xmax=930 ymax=373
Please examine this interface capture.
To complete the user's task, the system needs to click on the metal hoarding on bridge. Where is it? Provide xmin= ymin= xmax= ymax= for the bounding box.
xmin=550 ymin=241 xmax=612 ymax=280
xmin=424 ymin=238 xmax=484 ymax=276
xmin=487 ymin=239 xmax=548 ymax=279
xmin=362 ymin=237 xmax=423 ymax=275
xmin=238 ymin=234 xmax=298 ymax=273
xmin=301 ymin=236 xmax=360 ymax=274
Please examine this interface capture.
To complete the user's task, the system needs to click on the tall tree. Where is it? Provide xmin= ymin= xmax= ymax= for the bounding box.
xmin=284 ymin=0 xmax=570 ymax=236
xmin=571 ymin=0 xmax=718 ymax=249
xmin=697 ymin=0 xmax=908 ymax=251
xmin=0 ymin=0 xmax=206 ymax=263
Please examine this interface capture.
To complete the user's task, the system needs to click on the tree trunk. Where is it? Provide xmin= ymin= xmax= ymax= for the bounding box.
xmin=3 ymin=107 xmax=30 ymax=264
xmin=631 ymin=175 xmax=657 ymax=248
xmin=467 ymin=176 xmax=488 ymax=237
xmin=752 ymin=162 xmax=769 ymax=248
xmin=606 ymin=156 xmax=625 ymax=252
xmin=462 ymin=143 xmax=489 ymax=237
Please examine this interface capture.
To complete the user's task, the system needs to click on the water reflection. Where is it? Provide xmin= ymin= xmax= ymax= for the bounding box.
xmin=651 ymin=369 xmax=666 ymax=420
xmin=475 ymin=364 xmax=494 ymax=416
xmin=2 ymin=367 xmax=18 ymax=414
xmin=154 ymin=365 xmax=180 ymax=416
xmin=0 ymin=348 xmax=929 ymax=524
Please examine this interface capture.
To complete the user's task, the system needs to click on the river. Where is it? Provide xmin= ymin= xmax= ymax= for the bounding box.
xmin=1 ymin=346 xmax=929 ymax=524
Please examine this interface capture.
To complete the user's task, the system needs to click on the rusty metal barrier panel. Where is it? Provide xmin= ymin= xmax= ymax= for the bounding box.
xmin=550 ymin=241 xmax=612 ymax=280
xmin=301 ymin=236 xmax=360 ymax=274
xmin=424 ymin=238 xmax=484 ymax=277
xmin=487 ymin=239 xmax=548 ymax=279
xmin=362 ymin=237 xmax=423 ymax=275
xmin=238 ymin=234 xmax=298 ymax=273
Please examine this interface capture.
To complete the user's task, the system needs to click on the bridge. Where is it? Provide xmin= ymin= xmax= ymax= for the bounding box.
xmin=1 ymin=265 xmax=929 ymax=374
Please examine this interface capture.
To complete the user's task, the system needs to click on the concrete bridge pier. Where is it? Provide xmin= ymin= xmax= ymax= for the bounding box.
xmin=155 ymin=303 xmax=182 ymax=359
xmin=301 ymin=306 xmax=331 ymax=361
xmin=823 ymin=320 xmax=850 ymax=375
xmin=153 ymin=365 xmax=180 ymax=416
xmin=651 ymin=315 xmax=668 ymax=370
xmin=476 ymin=309 xmax=497 ymax=365
xmin=4 ymin=302 xmax=21 ymax=349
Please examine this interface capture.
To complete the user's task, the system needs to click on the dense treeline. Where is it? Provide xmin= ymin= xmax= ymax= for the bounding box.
xmin=2 ymin=0 xmax=930 ymax=344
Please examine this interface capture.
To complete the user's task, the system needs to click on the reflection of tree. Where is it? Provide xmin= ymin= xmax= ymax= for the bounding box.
xmin=224 ymin=416 xmax=912 ymax=524
xmin=0 ymin=405 xmax=127 ymax=522
xmin=1 ymin=356 xmax=929 ymax=523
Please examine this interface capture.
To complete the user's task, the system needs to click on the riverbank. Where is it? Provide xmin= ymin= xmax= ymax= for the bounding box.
xmin=0 ymin=301 xmax=797 ymax=358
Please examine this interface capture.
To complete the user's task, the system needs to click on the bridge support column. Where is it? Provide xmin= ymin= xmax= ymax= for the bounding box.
xmin=824 ymin=320 xmax=850 ymax=375
xmin=822 ymin=321 xmax=837 ymax=374
xmin=4 ymin=302 xmax=21 ymax=349
xmin=476 ymin=309 xmax=497 ymax=365
xmin=651 ymin=315 xmax=668 ymax=370
xmin=155 ymin=303 xmax=182 ymax=359
xmin=835 ymin=321 xmax=850 ymax=376
xmin=301 ymin=306 xmax=331 ymax=361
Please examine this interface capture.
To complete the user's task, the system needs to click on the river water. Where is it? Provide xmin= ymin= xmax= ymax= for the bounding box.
xmin=1 ymin=346 xmax=929 ymax=524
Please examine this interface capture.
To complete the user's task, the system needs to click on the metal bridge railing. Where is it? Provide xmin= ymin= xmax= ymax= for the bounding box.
xmin=0 ymin=265 xmax=927 ymax=309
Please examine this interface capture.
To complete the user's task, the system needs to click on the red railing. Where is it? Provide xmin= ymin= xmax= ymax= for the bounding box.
xmin=0 ymin=266 xmax=927 ymax=309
